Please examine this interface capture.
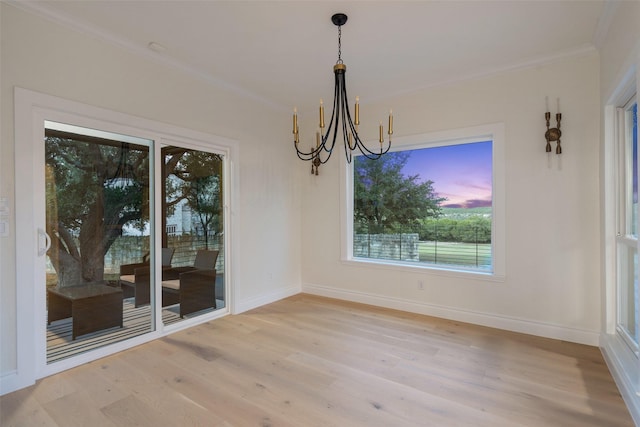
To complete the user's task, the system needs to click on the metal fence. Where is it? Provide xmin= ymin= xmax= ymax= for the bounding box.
xmin=355 ymin=222 xmax=492 ymax=270
xmin=103 ymin=234 xmax=224 ymax=274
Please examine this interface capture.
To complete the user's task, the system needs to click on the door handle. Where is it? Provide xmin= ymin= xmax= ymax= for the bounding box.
xmin=38 ymin=228 xmax=51 ymax=256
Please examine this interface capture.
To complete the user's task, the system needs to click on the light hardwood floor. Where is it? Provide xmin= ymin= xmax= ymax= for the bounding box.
xmin=1 ymin=294 xmax=634 ymax=426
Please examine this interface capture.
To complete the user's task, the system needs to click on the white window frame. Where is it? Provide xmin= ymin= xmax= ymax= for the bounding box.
xmin=615 ymin=94 xmax=639 ymax=354
xmin=601 ymin=65 xmax=640 ymax=416
xmin=340 ymin=123 xmax=505 ymax=280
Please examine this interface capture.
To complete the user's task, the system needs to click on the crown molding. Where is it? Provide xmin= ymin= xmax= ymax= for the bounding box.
xmin=371 ymin=43 xmax=598 ymax=103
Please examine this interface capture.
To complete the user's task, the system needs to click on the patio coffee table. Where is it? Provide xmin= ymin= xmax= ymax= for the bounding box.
xmin=47 ymin=284 xmax=123 ymax=340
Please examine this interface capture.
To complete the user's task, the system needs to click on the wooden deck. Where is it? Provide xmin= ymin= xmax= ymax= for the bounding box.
xmin=47 ymin=297 xmax=224 ymax=364
xmin=3 ymin=294 xmax=634 ymax=426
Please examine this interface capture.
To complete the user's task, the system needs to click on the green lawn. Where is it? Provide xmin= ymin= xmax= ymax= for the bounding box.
xmin=418 ymin=241 xmax=492 ymax=268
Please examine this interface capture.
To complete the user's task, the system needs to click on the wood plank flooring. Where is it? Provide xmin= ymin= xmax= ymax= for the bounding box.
xmin=1 ymin=294 xmax=634 ymax=426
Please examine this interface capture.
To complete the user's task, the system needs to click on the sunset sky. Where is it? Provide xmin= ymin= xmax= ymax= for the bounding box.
xmin=401 ymin=141 xmax=493 ymax=208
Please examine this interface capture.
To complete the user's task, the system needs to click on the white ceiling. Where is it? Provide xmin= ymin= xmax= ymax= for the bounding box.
xmin=16 ymin=1 xmax=607 ymax=111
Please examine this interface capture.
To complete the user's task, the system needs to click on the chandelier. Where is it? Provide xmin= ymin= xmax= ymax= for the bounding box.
xmin=293 ymin=13 xmax=393 ymax=175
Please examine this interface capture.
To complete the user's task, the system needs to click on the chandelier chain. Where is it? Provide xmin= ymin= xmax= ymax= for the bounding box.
xmin=337 ymin=25 xmax=343 ymax=64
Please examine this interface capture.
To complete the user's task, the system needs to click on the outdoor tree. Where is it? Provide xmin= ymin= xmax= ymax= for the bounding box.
xmin=354 ymin=151 xmax=446 ymax=233
xmin=164 ymin=150 xmax=222 ymax=248
xmin=45 ymin=133 xmax=149 ymax=288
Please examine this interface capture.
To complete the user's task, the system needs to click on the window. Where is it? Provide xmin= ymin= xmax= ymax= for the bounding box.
xmin=616 ymin=95 xmax=638 ymax=350
xmin=345 ymin=124 xmax=504 ymax=277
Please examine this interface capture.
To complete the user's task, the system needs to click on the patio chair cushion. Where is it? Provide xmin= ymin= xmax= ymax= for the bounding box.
xmin=161 ymin=279 xmax=181 ymax=291
xmin=119 ymin=274 xmax=136 ymax=284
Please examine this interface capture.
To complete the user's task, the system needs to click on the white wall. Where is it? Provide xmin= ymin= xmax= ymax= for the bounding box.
xmin=302 ymin=52 xmax=602 ymax=345
xmin=0 ymin=3 xmax=301 ymax=381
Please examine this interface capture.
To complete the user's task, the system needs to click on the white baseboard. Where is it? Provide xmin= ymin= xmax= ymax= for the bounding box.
xmin=1 ymin=370 xmax=33 ymax=396
xmin=302 ymin=282 xmax=600 ymax=346
xmin=600 ymin=333 xmax=640 ymax=426
xmin=233 ymin=285 xmax=300 ymax=314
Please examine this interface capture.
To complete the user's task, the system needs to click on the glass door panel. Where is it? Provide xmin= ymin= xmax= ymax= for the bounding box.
xmin=161 ymin=146 xmax=225 ymax=324
xmin=44 ymin=121 xmax=154 ymax=363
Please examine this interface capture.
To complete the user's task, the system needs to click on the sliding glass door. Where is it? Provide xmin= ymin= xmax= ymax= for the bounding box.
xmin=42 ymin=126 xmax=228 ymax=363
xmin=44 ymin=121 xmax=155 ymax=363
xmin=160 ymin=146 xmax=225 ymax=324
xmin=14 ymin=88 xmax=235 ymax=391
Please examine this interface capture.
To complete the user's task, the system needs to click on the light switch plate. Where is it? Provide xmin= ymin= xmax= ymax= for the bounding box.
xmin=0 ymin=197 xmax=8 ymax=215
xmin=0 ymin=198 xmax=9 ymax=237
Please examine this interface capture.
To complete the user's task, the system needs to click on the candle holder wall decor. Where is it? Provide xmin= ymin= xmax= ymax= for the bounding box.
xmin=545 ymin=97 xmax=562 ymax=154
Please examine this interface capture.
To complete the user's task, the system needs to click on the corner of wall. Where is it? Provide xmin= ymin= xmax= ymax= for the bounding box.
xmin=232 ymin=285 xmax=301 ymax=314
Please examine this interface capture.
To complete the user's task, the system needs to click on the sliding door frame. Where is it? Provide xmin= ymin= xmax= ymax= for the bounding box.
xmin=14 ymin=87 xmax=239 ymax=389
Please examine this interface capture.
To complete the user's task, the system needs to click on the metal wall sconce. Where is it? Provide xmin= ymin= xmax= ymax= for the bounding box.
xmin=545 ymin=97 xmax=562 ymax=154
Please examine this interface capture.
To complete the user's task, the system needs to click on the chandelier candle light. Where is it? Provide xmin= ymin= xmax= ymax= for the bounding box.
xmin=293 ymin=13 xmax=393 ymax=175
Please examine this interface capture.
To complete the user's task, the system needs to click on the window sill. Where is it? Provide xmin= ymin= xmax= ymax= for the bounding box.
xmin=342 ymin=257 xmax=505 ymax=283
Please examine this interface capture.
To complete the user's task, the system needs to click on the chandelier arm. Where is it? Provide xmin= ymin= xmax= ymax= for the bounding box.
xmin=314 ymin=70 xmax=343 ymax=166
xmin=295 ymin=133 xmax=334 ymax=161
xmin=340 ymin=80 xmax=358 ymax=148
xmin=340 ymin=78 xmax=391 ymax=161
xmin=314 ymin=112 xmax=338 ymax=166
xmin=294 ymin=147 xmax=316 ymax=161
xmin=344 ymin=105 xmax=354 ymax=165
xmin=293 ymin=135 xmax=311 ymax=158
xmin=337 ymin=69 xmax=360 ymax=164
xmin=357 ymin=138 xmax=392 ymax=159
xmin=292 ymin=109 xmax=339 ymax=165
xmin=323 ymin=104 xmax=341 ymax=164
xmin=314 ymin=138 xmax=336 ymax=165
xmin=317 ymin=152 xmax=332 ymax=164
xmin=294 ymin=98 xmax=336 ymax=160
xmin=339 ymin=73 xmax=356 ymax=164
xmin=309 ymin=91 xmax=337 ymax=166
xmin=337 ymin=77 xmax=345 ymax=138
xmin=320 ymin=71 xmax=341 ymax=155
xmin=352 ymin=127 xmax=392 ymax=159
xmin=294 ymin=141 xmax=322 ymax=159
